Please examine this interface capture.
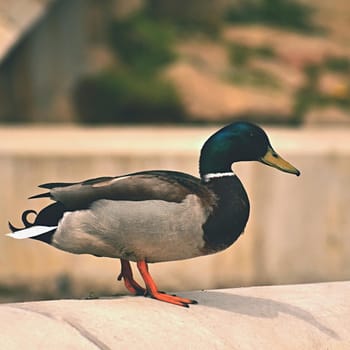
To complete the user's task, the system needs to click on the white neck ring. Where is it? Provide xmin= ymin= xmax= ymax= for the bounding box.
xmin=203 ymin=172 xmax=235 ymax=182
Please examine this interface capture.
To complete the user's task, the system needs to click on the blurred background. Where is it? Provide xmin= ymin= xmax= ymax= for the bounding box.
xmin=0 ymin=0 xmax=349 ymax=302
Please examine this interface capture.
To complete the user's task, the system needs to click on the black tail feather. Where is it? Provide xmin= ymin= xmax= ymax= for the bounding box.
xmin=8 ymin=209 xmax=38 ymax=232
xmin=28 ymin=192 xmax=51 ymax=199
xmin=34 ymin=202 xmax=66 ymax=226
xmin=39 ymin=182 xmax=75 ymax=189
xmin=21 ymin=209 xmax=37 ymax=227
xmin=8 ymin=221 xmax=21 ymax=232
xmin=8 ymin=202 xmax=66 ymax=244
xmin=8 ymin=210 xmax=35 ymax=232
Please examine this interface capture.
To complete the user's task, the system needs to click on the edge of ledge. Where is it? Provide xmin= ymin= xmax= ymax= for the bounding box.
xmin=0 ymin=281 xmax=349 ymax=349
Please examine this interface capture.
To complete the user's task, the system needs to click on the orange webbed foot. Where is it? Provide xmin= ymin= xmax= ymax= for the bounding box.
xmin=148 ymin=291 xmax=197 ymax=308
xmin=136 ymin=260 xmax=197 ymax=307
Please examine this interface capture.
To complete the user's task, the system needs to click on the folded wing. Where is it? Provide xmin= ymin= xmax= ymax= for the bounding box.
xmin=30 ymin=170 xmax=215 ymax=210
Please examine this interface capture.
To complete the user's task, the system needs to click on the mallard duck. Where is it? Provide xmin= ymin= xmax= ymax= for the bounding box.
xmin=7 ymin=122 xmax=300 ymax=307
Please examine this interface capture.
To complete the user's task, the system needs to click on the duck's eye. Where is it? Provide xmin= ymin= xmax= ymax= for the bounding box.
xmin=272 ymin=153 xmax=278 ymax=158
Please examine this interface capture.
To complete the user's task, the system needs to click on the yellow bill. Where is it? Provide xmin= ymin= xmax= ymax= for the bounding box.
xmin=260 ymin=146 xmax=300 ymax=176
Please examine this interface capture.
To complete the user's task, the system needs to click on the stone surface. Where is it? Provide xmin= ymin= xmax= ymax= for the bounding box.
xmin=298 ymin=0 xmax=350 ymax=43
xmin=166 ymin=62 xmax=293 ymax=120
xmin=0 ymin=0 xmax=54 ymax=61
xmin=318 ymin=73 xmax=349 ymax=99
xmin=249 ymin=59 xmax=306 ymax=90
xmin=0 ymin=282 xmax=349 ymax=349
xmin=0 ymin=126 xmax=350 ymax=300
xmin=224 ymin=25 xmax=350 ymax=68
xmin=305 ymin=107 xmax=350 ymax=125
xmin=176 ymin=40 xmax=231 ymax=76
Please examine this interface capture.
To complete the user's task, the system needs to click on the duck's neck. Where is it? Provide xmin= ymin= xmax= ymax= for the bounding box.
xmin=199 ymin=146 xmax=235 ymax=181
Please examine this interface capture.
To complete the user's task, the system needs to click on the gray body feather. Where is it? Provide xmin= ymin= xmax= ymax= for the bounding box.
xmin=53 ymin=194 xmax=212 ymax=262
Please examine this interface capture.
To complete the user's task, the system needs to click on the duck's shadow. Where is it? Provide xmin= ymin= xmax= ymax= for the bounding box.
xmin=192 ymin=290 xmax=339 ymax=340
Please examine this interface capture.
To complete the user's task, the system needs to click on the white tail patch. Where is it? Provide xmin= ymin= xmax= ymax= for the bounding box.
xmin=6 ymin=225 xmax=57 ymax=239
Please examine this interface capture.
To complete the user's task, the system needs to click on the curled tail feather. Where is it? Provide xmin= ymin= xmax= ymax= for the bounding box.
xmin=8 ymin=209 xmax=38 ymax=232
xmin=7 ymin=203 xmax=65 ymax=242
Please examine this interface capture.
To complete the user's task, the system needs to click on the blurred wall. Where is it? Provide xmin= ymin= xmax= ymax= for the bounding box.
xmin=0 ymin=126 xmax=349 ymax=300
xmin=1 ymin=0 xmax=349 ymax=126
xmin=0 ymin=0 xmax=88 ymax=122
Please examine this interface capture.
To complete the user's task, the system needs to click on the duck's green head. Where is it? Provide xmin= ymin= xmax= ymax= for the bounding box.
xmin=200 ymin=121 xmax=300 ymax=177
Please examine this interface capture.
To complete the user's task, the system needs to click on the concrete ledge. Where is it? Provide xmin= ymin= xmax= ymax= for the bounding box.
xmin=1 ymin=281 xmax=349 ymax=349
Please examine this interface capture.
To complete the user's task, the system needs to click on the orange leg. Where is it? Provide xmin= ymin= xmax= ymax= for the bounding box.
xmin=118 ymin=259 xmax=146 ymax=295
xmin=136 ymin=260 xmax=197 ymax=307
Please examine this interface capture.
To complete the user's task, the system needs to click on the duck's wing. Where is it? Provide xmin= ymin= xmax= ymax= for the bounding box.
xmin=30 ymin=170 xmax=215 ymax=210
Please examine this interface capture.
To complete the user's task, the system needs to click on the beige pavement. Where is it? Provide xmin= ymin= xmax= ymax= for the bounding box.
xmin=0 ymin=281 xmax=349 ymax=349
